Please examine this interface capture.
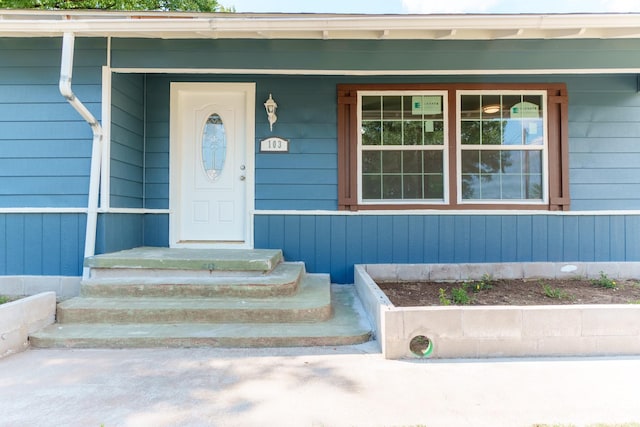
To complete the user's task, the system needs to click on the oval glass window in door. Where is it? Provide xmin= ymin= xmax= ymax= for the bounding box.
xmin=201 ymin=113 xmax=227 ymax=181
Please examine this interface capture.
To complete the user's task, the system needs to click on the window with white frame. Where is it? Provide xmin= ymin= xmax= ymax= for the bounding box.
xmin=338 ymin=83 xmax=569 ymax=211
xmin=359 ymin=92 xmax=448 ymax=204
xmin=458 ymin=91 xmax=547 ymax=204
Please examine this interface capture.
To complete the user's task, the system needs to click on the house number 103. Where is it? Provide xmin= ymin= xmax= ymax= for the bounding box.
xmin=260 ymin=137 xmax=289 ymax=153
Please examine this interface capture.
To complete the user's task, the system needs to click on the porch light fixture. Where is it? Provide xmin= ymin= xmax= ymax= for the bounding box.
xmin=482 ymin=104 xmax=501 ymax=114
xmin=264 ymin=93 xmax=278 ymax=132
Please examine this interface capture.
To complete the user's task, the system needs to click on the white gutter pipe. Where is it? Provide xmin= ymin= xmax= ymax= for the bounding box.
xmin=60 ymin=32 xmax=103 ymax=278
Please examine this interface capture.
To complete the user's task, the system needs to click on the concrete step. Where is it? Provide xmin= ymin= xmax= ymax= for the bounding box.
xmin=85 ymin=247 xmax=283 ymax=275
xmin=30 ymin=286 xmax=372 ymax=348
xmin=58 ymin=274 xmax=331 ymax=324
xmin=81 ymin=262 xmax=305 ymax=298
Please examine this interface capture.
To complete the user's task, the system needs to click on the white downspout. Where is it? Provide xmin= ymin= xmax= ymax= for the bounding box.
xmin=60 ymin=32 xmax=103 ymax=279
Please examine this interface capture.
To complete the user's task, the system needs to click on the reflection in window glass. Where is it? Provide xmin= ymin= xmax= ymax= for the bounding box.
xmin=360 ymin=93 xmax=446 ymax=202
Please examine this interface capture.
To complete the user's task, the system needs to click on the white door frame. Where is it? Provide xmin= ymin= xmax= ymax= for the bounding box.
xmin=169 ymin=82 xmax=255 ymax=248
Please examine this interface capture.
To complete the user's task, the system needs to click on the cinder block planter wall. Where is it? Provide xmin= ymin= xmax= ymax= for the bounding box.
xmin=0 ymin=292 xmax=56 ymax=359
xmin=355 ymin=263 xmax=640 ymax=359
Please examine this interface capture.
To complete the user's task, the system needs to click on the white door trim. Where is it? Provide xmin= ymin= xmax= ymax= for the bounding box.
xmin=169 ymin=82 xmax=255 ymax=248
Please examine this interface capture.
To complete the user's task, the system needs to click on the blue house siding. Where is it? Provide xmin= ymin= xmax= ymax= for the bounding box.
xmin=255 ymin=214 xmax=640 ymax=283
xmin=0 ymin=38 xmax=105 ymax=208
xmin=0 ymin=213 xmax=85 ymax=276
xmin=110 ymin=73 xmax=145 ymax=208
xmin=110 ymin=39 xmax=640 ymax=72
xmin=0 ymin=38 xmax=105 ymax=276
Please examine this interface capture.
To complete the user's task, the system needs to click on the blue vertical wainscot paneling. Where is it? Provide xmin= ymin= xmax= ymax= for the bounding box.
xmin=254 ymin=214 xmax=640 ymax=283
xmin=0 ymin=214 xmax=86 ymax=276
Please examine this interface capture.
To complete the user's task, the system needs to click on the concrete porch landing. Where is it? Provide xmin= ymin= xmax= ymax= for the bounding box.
xmin=30 ymin=247 xmax=372 ymax=349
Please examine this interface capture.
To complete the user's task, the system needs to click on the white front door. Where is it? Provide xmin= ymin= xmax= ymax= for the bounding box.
xmin=170 ymin=83 xmax=255 ymax=247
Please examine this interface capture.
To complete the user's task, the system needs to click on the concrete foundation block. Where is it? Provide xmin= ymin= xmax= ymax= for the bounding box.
xmin=522 ymin=263 xmax=556 ymax=279
xmin=475 ymin=338 xmax=538 ymax=358
xmin=491 ymin=263 xmax=524 ymax=280
xmin=365 ymin=264 xmax=398 ymax=282
xmin=582 ymin=306 xmax=640 ymax=336
xmin=595 ymin=335 xmax=640 ymax=355
xmin=585 ymin=262 xmax=624 ymax=279
xmin=536 ymin=336 xmax=598 ymax=356
xmin=402 ymin=308 xmax=463 ymax=339
xmin=458 ymin=264 xmax=493 ymax=280
xmin=0 ymin=277 xmax=24 ymax=296
xmin=396 ymin=264 xmax=430 ymax=282
xmin=429 ymin=264 xmax=461 ymax=281
xmin=522 ymin=307 xmax=583 ymax=337
xmin=462 ymin=308 xmax=522 ymax=338
xmin=432 ymin=338 xmax=478 ymax=359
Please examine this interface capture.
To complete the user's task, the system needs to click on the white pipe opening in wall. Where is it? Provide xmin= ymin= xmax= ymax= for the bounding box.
xmin=60 ymin=32 xmax=103 ymax=279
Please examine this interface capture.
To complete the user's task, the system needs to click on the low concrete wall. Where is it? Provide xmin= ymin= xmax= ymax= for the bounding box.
xmin=0 ymin=292 xmax=57 ymax=359
xmin=355 ymin=262 xmax=640 ymax=359
xmin=0 ymin=276 xmax=81 ymax=299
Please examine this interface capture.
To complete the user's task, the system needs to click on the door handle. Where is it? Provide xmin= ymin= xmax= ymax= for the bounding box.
xmin=240 ymin=175 xmax=246 ymax=181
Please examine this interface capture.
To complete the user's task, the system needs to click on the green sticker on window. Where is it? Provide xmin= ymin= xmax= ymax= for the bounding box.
xmin=412 ymin=96 xmax=442 ymax=115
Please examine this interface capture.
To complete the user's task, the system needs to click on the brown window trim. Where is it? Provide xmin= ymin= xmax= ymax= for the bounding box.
xmin=337 ymin=83 xmax=570 ymax=211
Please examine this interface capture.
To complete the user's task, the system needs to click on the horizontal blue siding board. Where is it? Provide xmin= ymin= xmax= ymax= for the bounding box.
xmin=0 ymin=103 xmax=101 ymax=121
xmin=0 ymin=195 xmax=88 ymax=208
xmin=112 ymin=39 xmax=640 ymax=71
xmin=256 ymin=184 xmax=335 ymax=200
xmin=0 ymin=177 xmax=88 ymax=195
xmin=255 ymin=154 xmax=336 ymax=169
xmin=0 ymin=140 xmax=91 ymax=158
xmin=256 ymin=169 xmax=337 ymax=185
xmin=0 ymin=158 xmax=89 ymax=177
xmin=571 ymin=169 xmax=640 ymax=184
xmin=256 ymin=200 xmax=337 ymax=210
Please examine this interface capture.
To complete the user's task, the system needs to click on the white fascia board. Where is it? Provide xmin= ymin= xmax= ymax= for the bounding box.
xmin=1 ymin=12 xmax=640 ymax=40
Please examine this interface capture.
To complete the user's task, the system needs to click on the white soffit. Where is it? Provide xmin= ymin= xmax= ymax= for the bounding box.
xmin=0 ymin=10 xmax=640 ymax=40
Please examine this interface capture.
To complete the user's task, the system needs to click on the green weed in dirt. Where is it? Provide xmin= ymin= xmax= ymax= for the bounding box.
xmin=451 ymin=286 xmax=472 ymax=305
xmin=592 ymin=271 xmax=617 ymax=289
xmin=541 ymin=282 xmax=570 ymax=300
xmin=438 ymin=288 xmax=451 ymax=306
xmin=0 ymin=296 xmax=9 ymax=305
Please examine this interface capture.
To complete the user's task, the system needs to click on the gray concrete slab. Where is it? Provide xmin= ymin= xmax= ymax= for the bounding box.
xmin=1 ymin=344 xmax=640 ymax=427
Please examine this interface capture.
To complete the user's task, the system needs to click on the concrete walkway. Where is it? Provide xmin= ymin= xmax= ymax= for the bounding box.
xmin=1 ymin=342 xmax=640 ymax=427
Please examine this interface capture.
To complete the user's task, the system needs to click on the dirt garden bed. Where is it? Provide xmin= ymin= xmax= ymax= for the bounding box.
xmin=377 ymin=274 xmax=640 ymax=307
xmin=354 ymin=263 xmax=640 ymax=359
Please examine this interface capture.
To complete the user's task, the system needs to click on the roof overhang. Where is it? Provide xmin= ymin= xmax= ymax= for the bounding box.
xmin=1 ymin=10 xmax=640 ymax=40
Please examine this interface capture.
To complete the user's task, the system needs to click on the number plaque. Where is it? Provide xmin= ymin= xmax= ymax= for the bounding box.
xmin=260 ymin=137 xmax=289 ymax=153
